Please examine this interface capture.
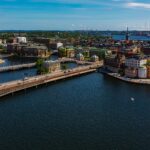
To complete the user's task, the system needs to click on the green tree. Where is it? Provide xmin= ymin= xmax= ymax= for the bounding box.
xmin=36 ymin=59 xmax=46 ymax=74
xmin=61 ymin=64 xmax=68 ymax=70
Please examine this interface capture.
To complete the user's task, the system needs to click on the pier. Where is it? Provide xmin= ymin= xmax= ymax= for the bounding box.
xmin=0 ymin=62 xmax=103 ymax=97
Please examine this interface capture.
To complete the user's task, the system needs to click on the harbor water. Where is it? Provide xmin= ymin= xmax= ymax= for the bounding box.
xmin=0 ymin=73 xmax=150 ymax=149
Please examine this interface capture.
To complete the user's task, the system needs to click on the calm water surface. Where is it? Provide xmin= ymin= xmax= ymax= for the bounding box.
xmin=0 ymin=73 xmax=150 ymax=150
xmin=113 ymin=35 xmax=150 ymax=41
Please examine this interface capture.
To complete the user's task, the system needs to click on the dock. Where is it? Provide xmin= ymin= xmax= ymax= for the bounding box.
xmin=0 ymin=63 xmax=103 ymax=98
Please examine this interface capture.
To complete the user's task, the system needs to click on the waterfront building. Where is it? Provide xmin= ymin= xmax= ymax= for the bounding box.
xmin=43 ymin=61 xmax=61 ymax=73
xmin=125 ymin=56 xmax=147 ymax=69
xmin=138 ymin=67 xmax=147 ymax=79
xmin=105 ymin=54 xmax=125 ymax=73
xmin=22 ymin=44 xmax=50 ymax=58
xmin=125 ymin=68 xmax=138 ymax=78
xmin=7 ymin=43 xmax=50 ymax=58
xmin=76 ymin=53 xmax=84 ymax=61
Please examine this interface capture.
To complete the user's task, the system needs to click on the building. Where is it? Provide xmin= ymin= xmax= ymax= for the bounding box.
xmin=138 ymin=67 xmax=147 ymax=79
xmin=43 ymin=61 xmax=61 ymax=73
xmin=22 ymin=44 xmax=50 ymax=58
xmin=57 ymin=42 xmax=63 ymax=49
xmin=147 ymin=66 xmax=150 ymax=78
xmin=0 ymin=59 xmax=4 ymax=64
xmin=105 ymin=54 xmax=125 ymax=73
xmin=0 ymin=39 xmax=2 ymax=45
xmin=125 ymin=56 xmax=147 ymax=69
xmin=91 ymin=55 xmax=99 ymax=62
xmin=141 ymin=47 xmax=150 ymax=55
xmin=58 ymin=46 xmax=75 ymax=58
xmin=16 ymin=37 xmax=27 ymax=43
xmin=76 ymin=53 xmax=84 ymax=61
xmin=7 ymin=43 xmax=50 ymax=58
xmin=125 ymin=68 xmax=138 ymax=78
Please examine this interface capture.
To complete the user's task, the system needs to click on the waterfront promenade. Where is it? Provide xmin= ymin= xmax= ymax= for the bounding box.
xmin=100 ymin=69 xmax=150 ymax=85
xmin=0 ymin=62 xmax=102 ymax=97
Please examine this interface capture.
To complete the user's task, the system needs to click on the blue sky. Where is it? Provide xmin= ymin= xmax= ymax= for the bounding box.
xmin=0 ymin=0 xmax=150 ymax=30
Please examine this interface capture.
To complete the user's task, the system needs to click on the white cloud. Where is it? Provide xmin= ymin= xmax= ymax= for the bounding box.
xmin=127 ymin=2 xmax=150 ymax=9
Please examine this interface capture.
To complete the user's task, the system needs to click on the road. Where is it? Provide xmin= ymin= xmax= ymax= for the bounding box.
xmin=0 ymin=63 xmax=102 ymax=97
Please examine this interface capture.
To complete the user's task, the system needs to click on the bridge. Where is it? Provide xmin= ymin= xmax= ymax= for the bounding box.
xmin=0 ymin=58 xmax=96 ymax=73
xmin=0 ymin=63 xmax=36 ymax=72
xmin=0 ymin=62 xmax=103 ymax=98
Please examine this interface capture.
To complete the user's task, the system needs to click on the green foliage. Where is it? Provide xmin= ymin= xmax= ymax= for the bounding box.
xmin=58 ymin=47 xmax=67 ymax=57
xmin=36 ymin=59 xmax=44 ymax=68
xmin=36 ymin=59 xmax=48 ymax=74
xmin=83 ymin=51 xmax=89 ymax=58
xmin=98 ymin=50 xmax=106 ymax=60
xmin=0 ymin=45 xmax=3 ymax=49
xmin=61 ymin=64 xmax=68 ymax=70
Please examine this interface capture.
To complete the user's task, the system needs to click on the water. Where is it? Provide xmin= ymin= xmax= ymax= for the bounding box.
xmin=0 ymin=68 xmax=37 ymax=83
xmin=0 ymin=73 xmax=150 ymax=150
xmin=0 ymin=57 xmax=35 ymax=67
xmin=113 ymin=35 xmax=150 ymax=41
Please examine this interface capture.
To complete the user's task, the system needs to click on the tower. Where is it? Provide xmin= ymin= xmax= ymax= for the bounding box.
xmin=126 ymin=27 xmax=129 ymax=41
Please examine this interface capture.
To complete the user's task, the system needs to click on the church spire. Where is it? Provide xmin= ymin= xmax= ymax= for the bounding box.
xmin=126 ymin=27 xmax=129 ymax=41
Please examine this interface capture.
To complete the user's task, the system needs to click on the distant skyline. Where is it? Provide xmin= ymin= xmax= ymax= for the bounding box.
xmin=0 ymin=0 xmax=150 ymax=30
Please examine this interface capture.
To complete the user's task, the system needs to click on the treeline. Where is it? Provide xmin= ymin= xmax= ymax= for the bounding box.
xmin=0 ymin=31 xmax=108 ymax=40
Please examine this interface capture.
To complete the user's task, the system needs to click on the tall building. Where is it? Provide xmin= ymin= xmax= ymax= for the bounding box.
xmin=126 ymin=27 xmax=129 ymax=41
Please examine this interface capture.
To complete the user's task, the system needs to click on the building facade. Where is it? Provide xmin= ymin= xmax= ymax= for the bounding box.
xmin=43 ymin=61 xmax=61 ymax=73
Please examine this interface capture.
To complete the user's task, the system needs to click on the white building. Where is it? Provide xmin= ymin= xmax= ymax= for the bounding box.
xmin=57 ymin=42 xmax=63 ymax=49
xmin=125 ymin=57 xmax=147 ymax=69
xmin=0 ymin=39 xmax=2 ymax=45
xmin=138 ymin=67 xmax=147 ymax=79
xmin=91 ymin=55 xmax=99 ymax=62
xmin=76 ymin=53 xmax=84 ymax=61
xmin=16 ymin=37 xmax=27 ymax=44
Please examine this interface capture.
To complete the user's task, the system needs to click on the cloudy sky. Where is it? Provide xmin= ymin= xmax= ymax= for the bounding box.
xmin=0 ymin=0 xmax=150 ymax=30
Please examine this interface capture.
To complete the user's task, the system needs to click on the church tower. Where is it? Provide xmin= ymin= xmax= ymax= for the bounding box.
xmin=126 ymin=27 xmax=129 ymax=41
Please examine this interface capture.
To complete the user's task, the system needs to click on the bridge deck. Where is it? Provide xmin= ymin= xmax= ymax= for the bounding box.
xmin=0 ymin=63 xmax=103 ymax=98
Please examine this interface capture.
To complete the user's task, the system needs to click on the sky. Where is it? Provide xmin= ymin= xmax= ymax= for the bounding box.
xmin=0 ymin=0 xmax=150 ymax=30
